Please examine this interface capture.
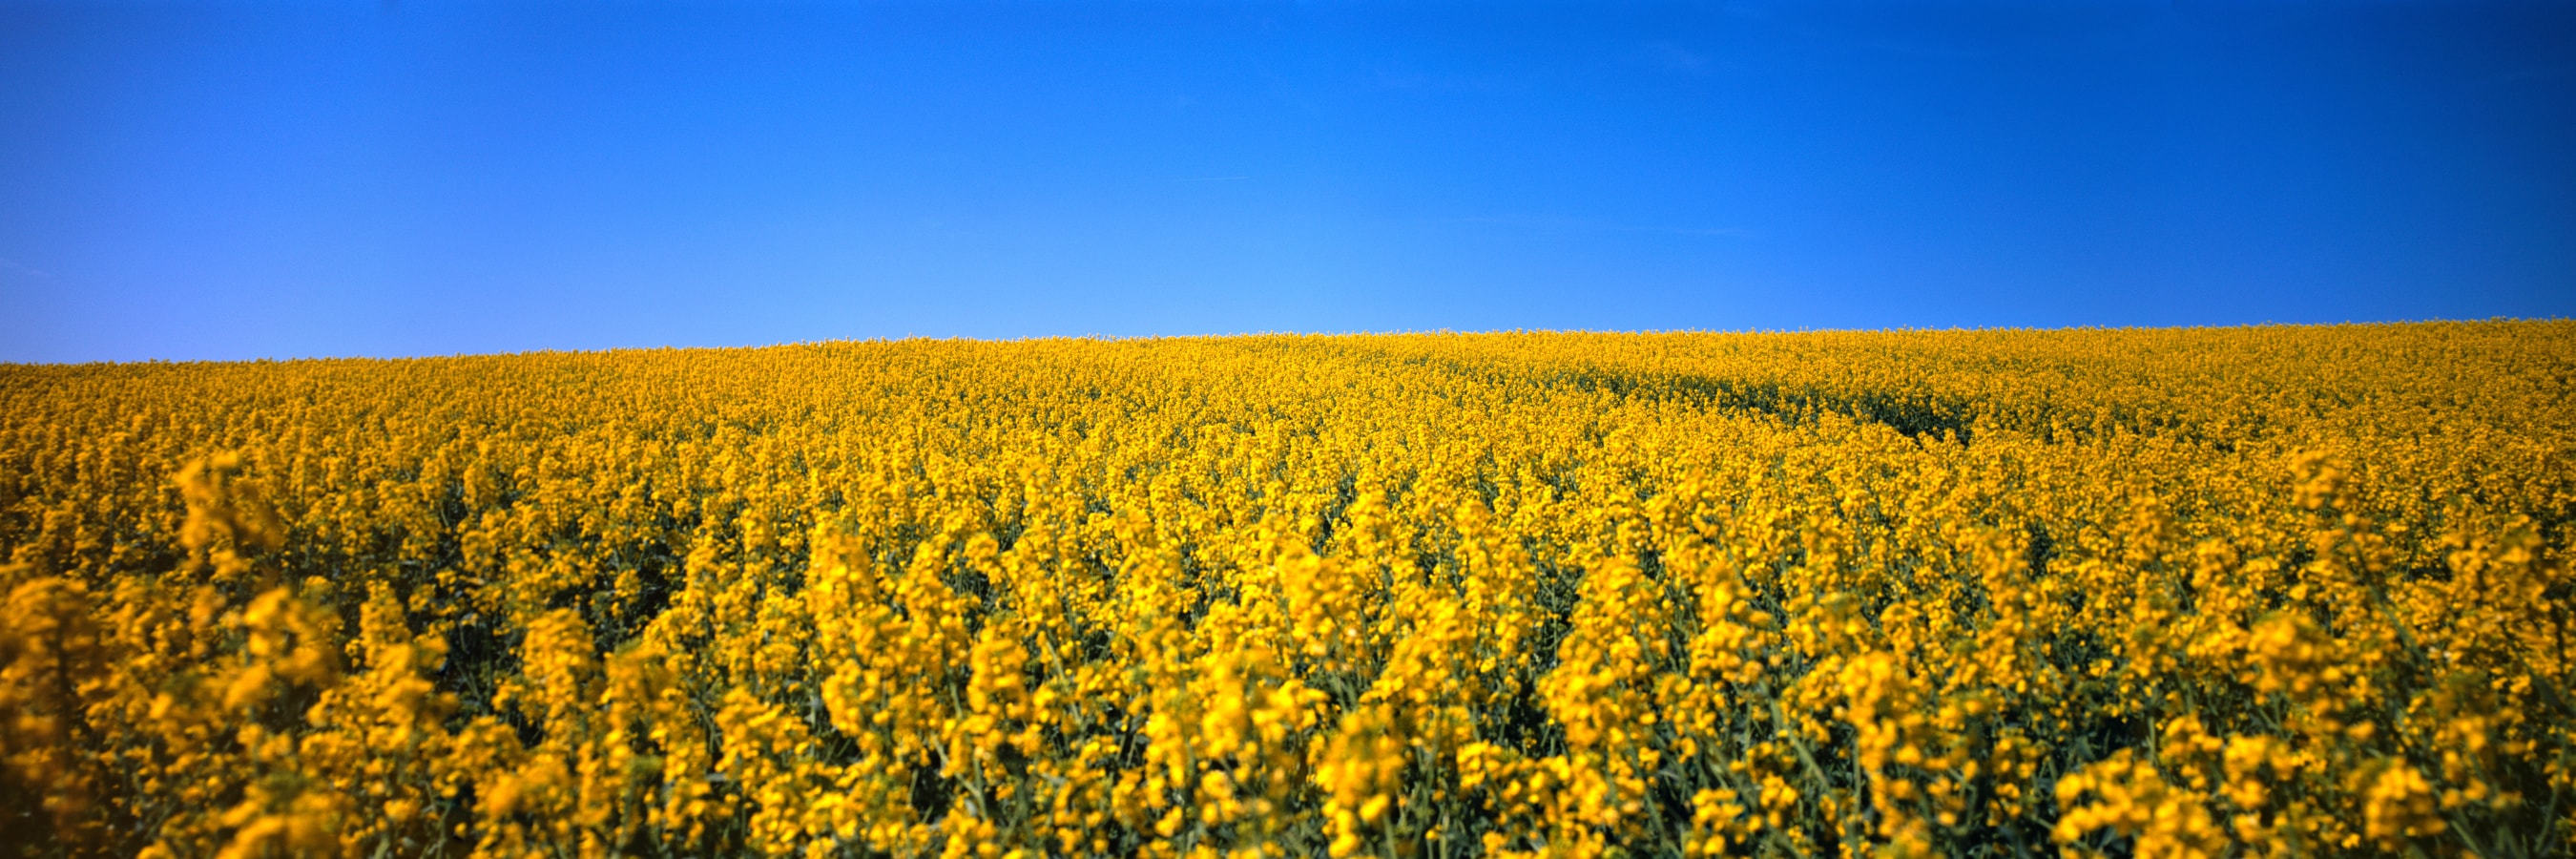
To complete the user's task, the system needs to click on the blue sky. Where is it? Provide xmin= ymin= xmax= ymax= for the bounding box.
xmin=2 ymin=1 xmax=2571 ymax=363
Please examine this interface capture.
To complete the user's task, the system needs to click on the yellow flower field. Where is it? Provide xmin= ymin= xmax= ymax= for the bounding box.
xmin=2 ymin=323 xmax=2569 ymax=858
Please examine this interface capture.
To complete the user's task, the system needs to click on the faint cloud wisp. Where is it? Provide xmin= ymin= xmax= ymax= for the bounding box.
xmin=0 ymin=258 xmax=55 ymax=281
xmin=1645 ymin=41 xmax=1712 ymax=75
xmin=1431 ymin=214 xmax=1758 ymax=240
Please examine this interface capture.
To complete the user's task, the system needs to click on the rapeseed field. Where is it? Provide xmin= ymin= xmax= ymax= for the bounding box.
xmin=2 ymin=323 xmax=2569 ymax=858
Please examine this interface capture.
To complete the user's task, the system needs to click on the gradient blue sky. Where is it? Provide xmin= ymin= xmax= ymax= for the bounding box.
xmin=3 ymin=1 xmax=2571 ymax=363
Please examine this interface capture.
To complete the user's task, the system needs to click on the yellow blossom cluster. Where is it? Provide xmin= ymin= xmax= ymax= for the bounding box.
xmin=1 ymin=322 xmax=2569 ymax=857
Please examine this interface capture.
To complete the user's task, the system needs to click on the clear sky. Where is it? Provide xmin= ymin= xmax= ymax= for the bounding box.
xmin=2 ymin=1 xmax=2570 ymax=363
